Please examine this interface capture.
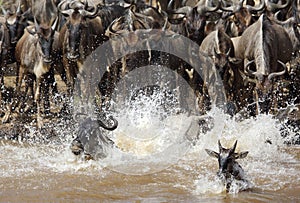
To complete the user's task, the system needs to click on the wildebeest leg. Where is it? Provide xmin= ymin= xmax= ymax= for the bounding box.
xmin=35 ymin=76 xmax=43 ymax=129
xmin=60 ymin=59 xmax=77 ymax=116
xmin=2 ymin=64 xmax=25 ymax=123
xmin=41 ymin=74 xmax=51 ymax=116
xmin=47 ymin=66 xmax=58 ymax=97
xmin=0 ymin=66 xmax=4 ymax=112
xmin=22 ymin=74 xmax=35 ymax=114
xmin=254 ymin=87 xmax=260 ymax=115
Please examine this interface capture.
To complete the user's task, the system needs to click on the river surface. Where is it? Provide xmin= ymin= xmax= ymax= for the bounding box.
xmin=1 ymin=101 xmax=299 ymax=202
xmin=0 ymin=111 xmax=300 ymax=202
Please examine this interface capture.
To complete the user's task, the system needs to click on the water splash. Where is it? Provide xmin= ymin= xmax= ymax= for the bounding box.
xmin=0 ymin=98 xmax=299 ymax=196
xmin=102 ymin=85 xmax=195 ymax=174
xmin=190 ymin=108 xmax=299 ymax=194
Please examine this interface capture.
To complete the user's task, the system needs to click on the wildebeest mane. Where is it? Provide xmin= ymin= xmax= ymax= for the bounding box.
xmin=262 ymin=15 xmax=278 ymax=73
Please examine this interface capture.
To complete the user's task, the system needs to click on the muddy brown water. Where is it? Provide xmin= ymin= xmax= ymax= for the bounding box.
xmin=0 ymin=143 xmax=299 ymax=202
xmin=0 ymin=112 xmax=299 ymax=202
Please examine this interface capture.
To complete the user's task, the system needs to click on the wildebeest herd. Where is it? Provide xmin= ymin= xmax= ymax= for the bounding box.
xmin=0 ymin=0 xmax=299 ymax=136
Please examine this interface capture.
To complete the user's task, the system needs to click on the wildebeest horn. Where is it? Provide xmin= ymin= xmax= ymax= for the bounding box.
xmin=69 ymin=1 xmax=84 ymax=10
xmin=58 ymin=0 xmax=74 ymax=16
xmin=107 ymin=17 xmax=121 ymax=35
xmin=51 ymin=16 xmax=59 ymax=31
xmin=167 ymin=0 xmax=175 ymax=11
xmin=22 ymin=7 xmax=31 ymax=17
xmin=267 ymin=60 xmax=286 ymax=80
xmin=273 ymin=11 xmax=296 ymax=26
xmin=228 ymin=57 xmax=242 ymax=64
xmin=230 ymin=140 xmax=238 ymax=153
xmin=34 ymin=17 xmax=40 ymax=33
xmin=245 ymin=60 xmax=255 ymax=75
xmin=246 ymin=0 xmax=265 ymax=13
xmin=1 ymin=6 xmax=7 ymax=16
xmin=267 ymin=0 xmax=291 ymax=12
xmin=108 ymin=23 xmax=116 ymax=34
xmin=214 ymin=46 xmax=221 ymax=56
xmin=197 ymin=0 xmax=220 ymax=15
xmin=16 ymin=0 xmax=21 ymax=14
xmin=97 ymin=116 xmax=118 ymax=131
xmin=220 ymin=0 xmax=244 ymax=12
xmin=79 ymin=4 xmax=98 ymax=18
xmin=226 ymin=48 xmax=231 ymax=56
xmin=26 ymin=26 xmax=36 ymax=35
xmin=218 ymin=140 xmax=223 ymax=152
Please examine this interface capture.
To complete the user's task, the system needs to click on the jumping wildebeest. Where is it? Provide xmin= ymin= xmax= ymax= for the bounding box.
xmin=205 ymin=140 xmax=249 ymax=192
xmin=70 ymin=115 xmax=118 ymax=160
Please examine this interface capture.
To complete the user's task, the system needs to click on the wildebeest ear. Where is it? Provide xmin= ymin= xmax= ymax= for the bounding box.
xmin=205 ymin=149 xmax=219 ymax=158
xmin=235 ymin=151 xmax=249 ymax=159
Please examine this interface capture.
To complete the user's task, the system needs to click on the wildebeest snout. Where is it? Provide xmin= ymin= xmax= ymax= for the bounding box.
xmin=70 ymin=138 xmax=84 ymax=155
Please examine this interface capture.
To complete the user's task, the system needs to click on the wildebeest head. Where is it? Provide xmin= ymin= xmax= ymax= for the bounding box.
xmin=265 ymin=0 xmax=292 ymax=13
xmin=205 ymin=140 xmax=248 ymax=177
xmin=70 ymin=115 xmax=118 ymax=160
xmin=27 ymin=17 xmax=58 ymax=63
xmin=220 ymin=0 xmax=265 ymax=37
xmin=168 ymin=0 xmax=220 ymax=44
xmin=58 ymin=0 xmax=98 ymax=60
xmin=199 ymin=28 xmax=237 ymax=89
xmin=3 ymin=1 xmax=31 ymax=45
xmin=212 ymin=29 xmax=235 ymax=72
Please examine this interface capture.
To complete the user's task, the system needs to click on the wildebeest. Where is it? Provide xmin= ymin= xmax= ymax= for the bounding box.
xmin=2 ymin=17 xmax=59 ymax=128
xmin=265 ymin=0 xmax=292 ymax=14
xmin=205 ymin=140 xmax=249 ymax=192
xmin=273 ymin=1 xmax=300 ymax=55
xmin=218 ymin=0 xmax=265 ymax=37
xmin=99 ymin=4 xmax=168 ymax=109
xmin=31 ymin=0 xmax=57 ymax=25
xmin=58 ymin=0 xmax=125 ymax=114
xmin=199 ymin=28 xmax=235 ymax=83
xmin=199 ymin=28 xmax=239 ymax=115
xmin=0 ymin=1 xmax=30 ymax=108
xmin=233 ymin=14 xmax=293 ymax=114
xmin=168 ymin=0 xmax=220 ymax=45
xmin=161 ymin=1 xmax=221 ymax=113
xmin=70 ymin=115 xmax=118 ymax=160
